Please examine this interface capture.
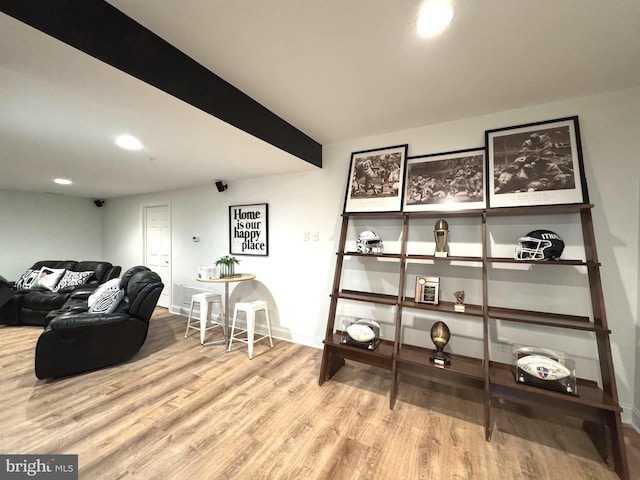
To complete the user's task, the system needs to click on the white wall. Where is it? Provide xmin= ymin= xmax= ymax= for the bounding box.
xmin=0 ymin=190 xmax=103 ymax=279
xmin=101 ymin=87 xmax=639 ymax=424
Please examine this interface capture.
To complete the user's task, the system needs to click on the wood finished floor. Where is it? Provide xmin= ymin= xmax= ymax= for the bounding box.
xmin=1 ymin=308 xmax=638 ymax=480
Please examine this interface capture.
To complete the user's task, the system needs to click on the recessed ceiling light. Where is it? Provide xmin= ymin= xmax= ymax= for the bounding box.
xmin=54 ymin=178 xmax=72 ymax=185
xmin=417 ymin=1 xmax=454 ymax=37
xmin=115 ymin=134 xmax=144 ymax=151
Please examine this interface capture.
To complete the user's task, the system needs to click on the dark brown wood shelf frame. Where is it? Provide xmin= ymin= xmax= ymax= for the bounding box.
xmin=319 ymin=203 xmax=629 ymax=480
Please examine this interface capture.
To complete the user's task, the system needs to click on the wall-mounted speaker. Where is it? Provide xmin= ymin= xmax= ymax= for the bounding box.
xmin=215 ymin=180 xmax=228 ymax=192
xmin=94 ymin=200 xmax=105 ymax=207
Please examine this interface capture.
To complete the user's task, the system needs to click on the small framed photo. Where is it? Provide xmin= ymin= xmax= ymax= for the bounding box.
xmin=403 ymin=147 xmax=486 ymax=212
xmin=486 ymin=116 xmax=589 ymax=208
xmin=415 ymin=276 xmax=440 ymax=305
xmin=229 ymin=203 xmax=268 ymax=256
xmin=343 ymin=144 xmax=408 ymax=213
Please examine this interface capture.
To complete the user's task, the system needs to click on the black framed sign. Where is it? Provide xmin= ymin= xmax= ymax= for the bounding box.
xmin=485 ymin=116 xmax=589 ymax=208
xmin=403 ymin=147 xmax=486 ymax=212
xmin=229 ymin=203 xmax=268 ymax=256
xmin=343 ymin=144 xmax=408 ymax=213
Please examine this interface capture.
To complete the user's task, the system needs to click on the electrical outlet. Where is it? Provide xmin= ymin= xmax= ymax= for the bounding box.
xmin=312 ymin=231 xmax=319 ymax=241
xmin=303 ymin=231 xmax=310 ymax=241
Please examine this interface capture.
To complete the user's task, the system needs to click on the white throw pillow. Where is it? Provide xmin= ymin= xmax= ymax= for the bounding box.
xmin=88 ymin=278 xmax=121 ymax=308
xmin=88 ymin=288 xmax=124 ymax=314
xmin=54 ymin=270 xmax=94 ymax=292
xmin=32 ymin=267 xmax=66 ymax=291
xmin=15 ymin=269 xmax=39 ymax=289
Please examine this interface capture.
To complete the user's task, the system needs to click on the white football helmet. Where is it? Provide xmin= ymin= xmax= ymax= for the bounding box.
xmin=356 ymin=230 xmax=383 ymax=254
xmin=514 ymin=229 xmax=564 ymax=261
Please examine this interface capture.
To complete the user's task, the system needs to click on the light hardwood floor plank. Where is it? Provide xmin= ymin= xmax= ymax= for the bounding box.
xmin=0 ymin=308 xmax=638 ymax=480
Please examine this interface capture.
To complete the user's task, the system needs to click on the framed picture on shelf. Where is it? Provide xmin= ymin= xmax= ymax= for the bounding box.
xmin=343 ymin=144 xmax=408 ymax=213
xmin=414 ymin=276 xmax=440 ymax=305
xmin=229 ymin=203 xmax=268 ymax=256
xmin=403 ymin=147 xmax=486 ymax=212
xmin=486 ymin=116 xmax=589 ymax=208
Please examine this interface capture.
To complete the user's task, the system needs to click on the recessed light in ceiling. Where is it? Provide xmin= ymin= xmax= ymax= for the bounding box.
xmin=54 ymin=178 xmax=72 ymax=185
xmin=417 ymin=1 xmax=454 ymax=37
xmin=115 ymin=134 xmax=144 ymax=151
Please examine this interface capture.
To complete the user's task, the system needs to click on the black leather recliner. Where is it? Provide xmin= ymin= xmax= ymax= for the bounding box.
xmin=34 ymin=266 xmax=164 ymax=379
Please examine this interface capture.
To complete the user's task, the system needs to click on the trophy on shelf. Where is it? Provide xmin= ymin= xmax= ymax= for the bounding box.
xmin=429 ymin=321 xmax=451 ymax=366
xmin=434 ymin=219 xmax=449 ymax=257
xmin=453 ymin=290 xmax=466 ymax=312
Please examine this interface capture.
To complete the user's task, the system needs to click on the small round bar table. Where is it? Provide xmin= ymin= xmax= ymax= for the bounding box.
xmin=196 ymin=273 xmax=256 ymax=346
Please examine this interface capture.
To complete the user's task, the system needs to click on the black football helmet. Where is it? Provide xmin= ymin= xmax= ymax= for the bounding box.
xmin=514 ymin=229 xmax=564 ymax=261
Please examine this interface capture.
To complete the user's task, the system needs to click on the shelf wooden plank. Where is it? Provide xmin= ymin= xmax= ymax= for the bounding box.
xmin=396 ymin=344 xmax=485 ymax=380
xmin=488 ymin=306 xmax=610 ymax=333
xmin=323 ymin=332 xmax=394 ymax=370
xmin=335 ymin=289 xmax=398 ymax=306
xmin=489 ymin=362 xmax=620 ymax=413
xmin=486 ymin=203 xmax=593 ymax=216
xmin=342 ymin=211 xmax=404 ymax=219
xmin=401 ymin=298 xmax=484 ymax=318
xmin=404 ymin=209 xmax=485 ymax=218
xmin=340 ymin=251 xmax=402 ymax=259
xmin=487 ymin=257 xmax=591 ymax=266
xmin=405 ymin=254 xmax=483 ymax=263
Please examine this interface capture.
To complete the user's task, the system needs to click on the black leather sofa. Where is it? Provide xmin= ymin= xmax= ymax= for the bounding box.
xmin=35 ymin=266 xmax=164 ymax=379
xmin=0 ymin=260 xmax=121 ymax=327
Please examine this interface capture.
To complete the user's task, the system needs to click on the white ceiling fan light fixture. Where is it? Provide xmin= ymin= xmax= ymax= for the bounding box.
xmin=416 ymin=0 xmax=455 ymax=37
xmin=115 ymin=134 xmax=144 ymax=151
xmin=54 ymin=178 xmax=73 ymax=185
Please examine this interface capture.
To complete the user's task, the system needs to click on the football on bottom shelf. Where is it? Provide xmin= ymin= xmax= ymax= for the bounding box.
xmin=512 ymin=345 xmax=577 ymax=395
xmin=341 ymin=318 xmax=381 ymax=351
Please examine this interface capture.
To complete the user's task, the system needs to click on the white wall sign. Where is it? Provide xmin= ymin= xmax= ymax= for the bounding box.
xmin=229 ymin=203 xmax=269 ymax=256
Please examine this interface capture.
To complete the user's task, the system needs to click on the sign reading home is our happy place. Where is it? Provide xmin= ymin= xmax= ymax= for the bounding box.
xmin=229 ymin=203 xmax=269 ymax=256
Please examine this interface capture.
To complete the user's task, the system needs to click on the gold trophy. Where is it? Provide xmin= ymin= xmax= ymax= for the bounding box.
xmin=454 ymin=290 xmax=466 ymax=312
xmin=434 ymin=219 xmax=449 ymax=257
xmin=430 ymin=321 xmax=451 ymax=366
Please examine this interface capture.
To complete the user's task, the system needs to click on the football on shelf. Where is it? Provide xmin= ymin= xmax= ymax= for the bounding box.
xmin=517 ymin=354 xmax=571 ymax=381
xmin=346 ymin=323 xmax=376 ymax=343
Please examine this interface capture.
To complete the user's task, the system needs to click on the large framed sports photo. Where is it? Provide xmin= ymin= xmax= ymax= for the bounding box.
xmin=403 ymin=147 xmax=486 ymax=212
xmin=485 ymin=116 xmax=589 ymax=208
xmin=343 ymin=144 xmax=408 ymax=213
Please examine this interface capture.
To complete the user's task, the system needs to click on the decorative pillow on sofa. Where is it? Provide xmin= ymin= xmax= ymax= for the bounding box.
xmin=88 ymin=288 xmax=124 ymax=314
xmin=88 ymin=278 xmax=123 ymax=313
xmin=15 ymin=269 xmax=39 ymax=290
xmin=54 ymin=270 xmax=94 ymax=292
xmin=31 ymin=267 xmax=66 ymax=291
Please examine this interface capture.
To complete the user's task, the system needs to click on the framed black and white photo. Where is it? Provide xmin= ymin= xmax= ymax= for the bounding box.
xmin=486 ymin=116 xmax=589 ymax=208
xmin=403 ymin=148 xmax=486 ymax=212
xmin=343 ymin=144 xmax=408 ymax=213
xmin=229 ymin=203 xmax=268 ymax=256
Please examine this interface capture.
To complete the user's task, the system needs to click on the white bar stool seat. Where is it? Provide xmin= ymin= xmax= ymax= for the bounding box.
xmin=228 ymin=300 xmax=273 ymax=359
xmin=185 ymin=292 xmax=225 ymax=345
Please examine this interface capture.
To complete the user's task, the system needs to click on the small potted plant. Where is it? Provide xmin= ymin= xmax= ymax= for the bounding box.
xmin=215 ymin=255 xmax=239 ymax=278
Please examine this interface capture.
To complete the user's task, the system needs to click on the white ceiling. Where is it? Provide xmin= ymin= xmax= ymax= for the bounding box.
xmin=2 ymin=0 xmax=639 ymax=199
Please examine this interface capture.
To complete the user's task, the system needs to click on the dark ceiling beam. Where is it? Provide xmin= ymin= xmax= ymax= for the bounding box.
xmin=0 ymin=0 xmax=322 ymax=167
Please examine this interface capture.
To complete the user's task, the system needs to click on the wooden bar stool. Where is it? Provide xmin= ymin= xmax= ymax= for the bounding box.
xmin=185 ymin=292 xmax=225 ymax=345
xmin=228 ymin=300 xmax=273 ymax=359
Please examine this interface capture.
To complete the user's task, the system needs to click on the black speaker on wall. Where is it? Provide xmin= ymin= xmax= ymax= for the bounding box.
xmin=94 ymin=200 xmax=105 ymax=207
xmin=215 ymin=181 xmax=228 ymax=192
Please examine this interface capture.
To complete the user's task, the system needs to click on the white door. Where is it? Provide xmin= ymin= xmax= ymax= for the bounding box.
xmin=144 ymin=204 xmax=171 ymax=308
